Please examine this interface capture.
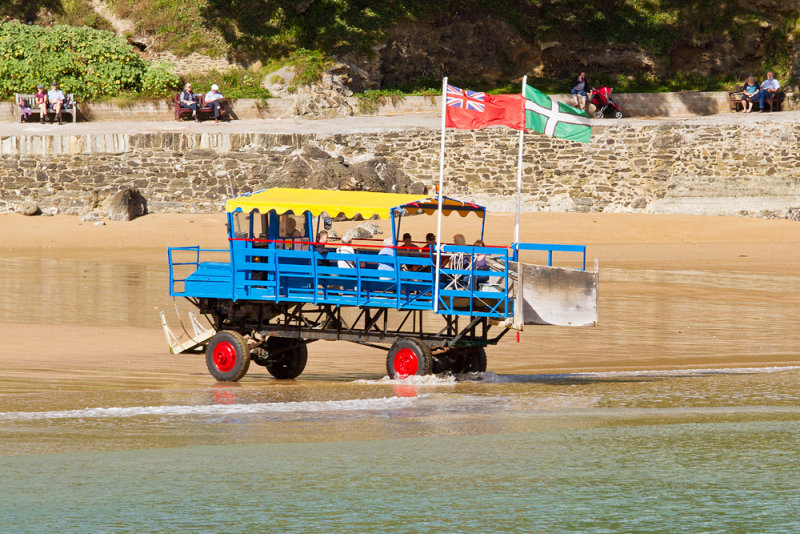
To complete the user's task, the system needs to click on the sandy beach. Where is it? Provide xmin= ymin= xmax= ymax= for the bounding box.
xmin=1 ymin=210 xmax=799 ymax=392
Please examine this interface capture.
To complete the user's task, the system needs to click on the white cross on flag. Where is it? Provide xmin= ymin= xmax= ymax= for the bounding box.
xmin=524 ymin=84 xmax=591 ymax=143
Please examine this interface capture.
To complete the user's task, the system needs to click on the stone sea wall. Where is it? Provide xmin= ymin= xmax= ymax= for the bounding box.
xmin=1 ymin=122 xmax=799 ymax=218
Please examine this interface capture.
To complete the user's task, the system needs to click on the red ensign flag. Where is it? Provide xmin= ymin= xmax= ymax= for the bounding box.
xmin=444 ymin=84 xmax=525 ymax=130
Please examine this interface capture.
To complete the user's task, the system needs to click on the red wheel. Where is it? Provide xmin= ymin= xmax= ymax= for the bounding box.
xmin=393 ymin=348 xmax=419 ymax=377
xmin=212 ymin=341 xmax=237 ymax=373
xmin=386 ymin=338 xmax=433 ymax=379
xmin=205 ymin=330 xmax=251 ymax=382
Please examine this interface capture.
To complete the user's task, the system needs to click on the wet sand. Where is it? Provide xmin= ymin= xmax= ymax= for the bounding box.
xmin=1 ymin=211 xmax=799 ymax=392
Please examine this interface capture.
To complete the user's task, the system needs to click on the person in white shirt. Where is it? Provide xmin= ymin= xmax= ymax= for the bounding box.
xmin=758 ymin=72 xmax=780 ymax=111
xmin=377 ymin=237 xmax=396 ymax=279
xmin=336 ymin=235 xmax=356 ymax=269
xmin=204 ymin=84 xmax=226 ymax=122
xmin=47 ymin=82 xmax=65 ymax=124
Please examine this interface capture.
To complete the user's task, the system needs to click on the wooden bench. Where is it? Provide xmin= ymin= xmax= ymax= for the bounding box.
xmin=728 ymin=89 xmax=783 ymax=112
xmin=728 ymin=91 xmax=744 ymax=112
xmin=764 ymin=89 xmax=783 ymax=111
xmin=15 ymin=93 xmax=78 ymax=123
xmin=173 ymin=93 xmax=231 ymax=121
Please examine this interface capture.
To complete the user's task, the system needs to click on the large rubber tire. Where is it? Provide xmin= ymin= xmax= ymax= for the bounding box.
xmin=206 ymin=330 xmax=251 ymax=382
xmin=386 ymin=338 xmax=434 ymax=379
xmin=264 ymin=337 xmax=308 ymax=379
xmin=463 ymin=347 xmax=487 ymax=373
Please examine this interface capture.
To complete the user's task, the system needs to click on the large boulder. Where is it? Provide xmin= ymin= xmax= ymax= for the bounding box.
xmin=17 ymin=200 xmax=40 ymax=216
xmin=103 ymin=188 xmax=148 ymax=221
xmin=268 ymin=144 xmax=425 ymax=194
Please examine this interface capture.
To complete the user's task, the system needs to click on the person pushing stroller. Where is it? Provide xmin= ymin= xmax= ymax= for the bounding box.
xmin=571 ymin=72 xmax=589 ymax=111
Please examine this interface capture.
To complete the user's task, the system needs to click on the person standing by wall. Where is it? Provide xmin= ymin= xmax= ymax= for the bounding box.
xmin=571 ymin=72 xmax=589 ymax=111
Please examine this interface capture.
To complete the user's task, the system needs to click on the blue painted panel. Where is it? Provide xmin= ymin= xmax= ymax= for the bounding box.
xmin=168 ymin=238 xmax=589 ymax=319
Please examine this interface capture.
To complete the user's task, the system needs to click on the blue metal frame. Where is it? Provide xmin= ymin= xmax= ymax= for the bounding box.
xmin=170 ymin=228 xmax=588 ymax=320
xmin=513 ymin=242 xmax=587 ymax=271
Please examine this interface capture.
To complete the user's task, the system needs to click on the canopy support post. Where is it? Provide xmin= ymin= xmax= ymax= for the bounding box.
xmin=434 ymin=76 xmax=448 ymax=313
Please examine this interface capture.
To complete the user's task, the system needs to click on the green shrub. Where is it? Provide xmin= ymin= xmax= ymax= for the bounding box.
xmin=185 ymin=67 xmax=271 ymax=99
xmin=0 ymin=21 xmax=146 ymax=99
xmin=141 ymin=61 xmax=181 ymax=96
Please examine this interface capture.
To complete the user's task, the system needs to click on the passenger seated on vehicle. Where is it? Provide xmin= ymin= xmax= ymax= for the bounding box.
xmin=400 ymin=233 xmax=416 ymax=251
xmin=445 ymin=234 xmax=470 ymax=287
xmin=336 ymin=234 xmax=356 ymax=268
xmin=284 ymin=216 xmax=306 ymax=250
xmin=316 ymin=230 xmax=330 ymax=265
xmin=418 ymin=232 xmax=436 ymax=272
xmin=377 ymin=237 xmax=396 ymax=279
xmin=471 ymin=239 xmax=490 ymax=289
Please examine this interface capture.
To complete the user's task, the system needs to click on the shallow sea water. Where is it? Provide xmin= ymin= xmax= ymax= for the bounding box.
xmin=1 ymin=256 xmax=799 ymax=532
xmin=2 ymin=368 xmax=800 ymax=533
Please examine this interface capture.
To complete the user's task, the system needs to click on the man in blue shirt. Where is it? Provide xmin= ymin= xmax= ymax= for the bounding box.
xmin=47 ymin=82 xmax=65 ymax=124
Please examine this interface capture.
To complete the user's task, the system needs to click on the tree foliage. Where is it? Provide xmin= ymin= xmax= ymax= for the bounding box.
xmin=0 ymin=21 xmax=163 ymax=99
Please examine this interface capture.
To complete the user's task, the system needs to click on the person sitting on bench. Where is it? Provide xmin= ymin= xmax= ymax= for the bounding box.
xmin=179 ymin=83 xmax=199 ymax=122
xmin=34 ymin=85 xmax=48 ymax=123
xmin=47 ymin=81 xmax=65 ymax=125
xmin=205 ymin=84 xmax=226 ymax=123
xmin=758 ymin=71 xmax=780 ymax=111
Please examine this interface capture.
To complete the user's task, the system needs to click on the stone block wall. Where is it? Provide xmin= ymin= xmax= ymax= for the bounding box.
xmin=148 ymin=52 xmax=241 ymax=77
xmin=1 ymin=122 xmax=799 ymax=218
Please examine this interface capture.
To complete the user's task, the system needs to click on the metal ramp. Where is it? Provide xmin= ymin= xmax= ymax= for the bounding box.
xmin=160 ymin=310 xmax=215 ymax=354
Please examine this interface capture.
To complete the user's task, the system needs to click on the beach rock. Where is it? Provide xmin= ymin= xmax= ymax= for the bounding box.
xmin=80 ymin=211 xmax=101 ymax=222
xmin=268 ymin=145 xmax=424 ymax=195
xmin=357 ymin=221 xmax=382 ymax=235
xmin=40 ymin=207 xmax=59 ymax=217
xmin=341 ymin=226 xmax=373 ymax=242
xmin=103 ymin=187 xmax=148 ymax=221
xmin=17 ymin=200 xmax=40 ymax=216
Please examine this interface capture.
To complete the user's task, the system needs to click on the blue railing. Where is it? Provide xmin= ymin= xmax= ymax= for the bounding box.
xmin=513 ymin=242 xmax=587 ymax=271
xmin=169 ymin=240 xmax=588 ymax=318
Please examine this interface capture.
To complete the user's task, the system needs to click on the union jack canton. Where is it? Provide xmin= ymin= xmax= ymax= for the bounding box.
xmin=446 ymin=84 xmax=485 ymax=112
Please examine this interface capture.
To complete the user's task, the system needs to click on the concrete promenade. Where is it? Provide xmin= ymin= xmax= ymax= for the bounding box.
xmin=2 ymin=108 xmax=798 ymax=140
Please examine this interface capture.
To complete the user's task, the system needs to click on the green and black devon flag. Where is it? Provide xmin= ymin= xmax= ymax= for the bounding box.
xmin=524 ymin=83 xmax=592 ymax=143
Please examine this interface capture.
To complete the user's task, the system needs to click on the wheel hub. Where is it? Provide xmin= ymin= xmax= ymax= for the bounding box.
xmin=394 ymin=348 xmax=419 ymax=378
xmin=212 ymin=341 xmax=237 ymax=372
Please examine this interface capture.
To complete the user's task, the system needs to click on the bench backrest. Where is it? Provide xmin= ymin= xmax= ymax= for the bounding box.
xmin=15 ymin=92 xmax=74 ymax=109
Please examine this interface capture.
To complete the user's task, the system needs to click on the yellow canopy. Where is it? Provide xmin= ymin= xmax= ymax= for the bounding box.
xmin=225 ymin=188 xmax=485 ymax=219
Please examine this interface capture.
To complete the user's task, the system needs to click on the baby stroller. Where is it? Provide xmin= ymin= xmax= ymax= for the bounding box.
xmin=589 ymin=86 xmax=623 ymax=119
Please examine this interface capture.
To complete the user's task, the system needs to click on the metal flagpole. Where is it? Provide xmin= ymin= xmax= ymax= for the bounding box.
xmin=514 ymin=75 xmax=527 ymax=247
xmin=433 ymin=76 xmax=448 ymax=313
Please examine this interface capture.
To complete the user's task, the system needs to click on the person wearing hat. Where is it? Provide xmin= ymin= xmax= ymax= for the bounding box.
xmin=47 ymin=82 xmax=65 ymax=124
xmin=179 ymin=82 xmax=199 ymax=122
xmin=204 ymin=83 xmax=226 ymax=123
xmin=33 ymin=84 xmax=48 ymax=124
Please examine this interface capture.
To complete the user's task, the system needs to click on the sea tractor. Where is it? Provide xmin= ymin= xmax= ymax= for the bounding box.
xmin=163 ymin=187 xmax=598 ymax=381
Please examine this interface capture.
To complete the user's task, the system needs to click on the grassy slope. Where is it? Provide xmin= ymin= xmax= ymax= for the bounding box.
xmin=3 ymin=0 xmax=798 ymax=93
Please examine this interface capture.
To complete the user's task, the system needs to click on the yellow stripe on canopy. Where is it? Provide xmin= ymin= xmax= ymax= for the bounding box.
xmin=224 ymin=188 xmax=485 ymax=219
